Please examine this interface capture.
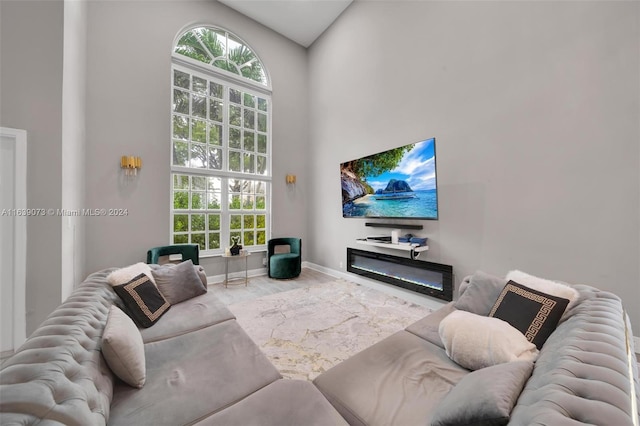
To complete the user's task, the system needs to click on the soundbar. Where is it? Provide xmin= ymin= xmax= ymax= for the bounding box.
xmin=364 ymin=222 xmax=423 ymax=230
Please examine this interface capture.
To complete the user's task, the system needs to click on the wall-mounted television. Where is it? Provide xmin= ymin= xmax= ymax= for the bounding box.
xmin=340 ymin=137 xmax=438 ymax=220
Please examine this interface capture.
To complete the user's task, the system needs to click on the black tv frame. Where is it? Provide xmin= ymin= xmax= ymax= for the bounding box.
xmin=340 ymin=137 xmax=439 ymax=221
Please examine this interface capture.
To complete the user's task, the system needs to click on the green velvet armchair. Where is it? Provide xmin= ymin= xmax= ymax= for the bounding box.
xmin=267 ymin=238 xmax=301 ymax=279
xmin=147 ymin=244 xmax=200 ymax=265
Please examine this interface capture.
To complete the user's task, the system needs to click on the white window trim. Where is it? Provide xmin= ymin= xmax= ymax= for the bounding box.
xmin=170 ymin=41 xmax=272 ymax=256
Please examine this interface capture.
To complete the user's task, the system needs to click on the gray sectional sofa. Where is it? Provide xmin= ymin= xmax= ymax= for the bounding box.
xmin=0 ymin=268 xmax=346 ymax=425
xmin=1 ymin=267 xmax=639 ymax=425
xmin=313 ymin=272 xmax=640 ymax=425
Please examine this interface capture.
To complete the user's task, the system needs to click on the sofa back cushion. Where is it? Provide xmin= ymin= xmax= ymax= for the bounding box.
xmin=0 ymin=269 xmax=120 ymax=425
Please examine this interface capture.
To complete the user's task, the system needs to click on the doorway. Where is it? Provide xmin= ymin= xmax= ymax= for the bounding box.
xmin=1 ymin=127 xmax=27 ymax=358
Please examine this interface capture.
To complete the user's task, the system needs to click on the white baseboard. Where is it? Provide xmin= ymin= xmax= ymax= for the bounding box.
xmin=304 ymin=261 xmax=447 ymax=312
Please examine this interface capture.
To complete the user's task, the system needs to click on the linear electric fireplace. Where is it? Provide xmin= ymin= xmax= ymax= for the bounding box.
xmin=347 ymin=248 xmax=453 ymax=302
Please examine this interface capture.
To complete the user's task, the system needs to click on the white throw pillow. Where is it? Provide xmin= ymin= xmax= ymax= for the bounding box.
xmin=107 ymin=262 xmax=155 ymax=287
xmin=102 ymin=306 xmax=146 ymax=388
xmin=506 ymin=270 xmax=579 ymax=314
xmin=439 ymin=310 xmax=538 ymax=371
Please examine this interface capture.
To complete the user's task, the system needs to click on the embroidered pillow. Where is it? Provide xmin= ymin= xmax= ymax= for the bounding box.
xmin=489 ymin=280 xmax=569 ymax=349
xmin=505 ymin=270 xmax=579 ymax=315
xmin=113 ymin=273 xmax=170 ymax=328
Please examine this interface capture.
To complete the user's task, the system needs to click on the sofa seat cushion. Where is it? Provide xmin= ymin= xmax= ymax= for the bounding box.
xmin=313 ymin=330 xmax=469 ymax=426
xmin=109 ymin=320 xmax=281 ymax=425
xmin=139 ymin=291 xmax=235 ymax=343
xmin=405 ymin=302 xmax=455 ymax=348
xmin=197 ymin=379 xmax=348 ymax=426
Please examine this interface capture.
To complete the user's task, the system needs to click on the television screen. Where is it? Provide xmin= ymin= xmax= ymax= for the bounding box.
xmin=340 ymin=138 xmax=438 ymax=220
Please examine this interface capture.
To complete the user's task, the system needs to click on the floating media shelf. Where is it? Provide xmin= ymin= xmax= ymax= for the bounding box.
xmin=355 ymin=239 xmax=429 ymax=253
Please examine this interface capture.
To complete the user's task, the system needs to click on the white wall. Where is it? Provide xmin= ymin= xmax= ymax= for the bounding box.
xmin=308 ymin=1 xmax=640 ymax=330
xmin=0 ymin=1 xmax=64 ymax=334
xmin=61 ymin=0 xmax=87 ymax=300
xmin=83 ymin=1 xmax=309 ymax=278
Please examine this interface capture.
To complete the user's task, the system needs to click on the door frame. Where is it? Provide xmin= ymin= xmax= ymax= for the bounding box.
xmin=1 ymin=127 xmax=27 ymax=352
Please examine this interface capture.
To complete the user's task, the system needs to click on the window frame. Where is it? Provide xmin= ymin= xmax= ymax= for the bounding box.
xmin=171 ymin=27 xmax=272 ymax=256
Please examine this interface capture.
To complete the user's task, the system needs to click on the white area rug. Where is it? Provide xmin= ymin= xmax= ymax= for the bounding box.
xmin=229 ymin=279 xmax=432 ymax=381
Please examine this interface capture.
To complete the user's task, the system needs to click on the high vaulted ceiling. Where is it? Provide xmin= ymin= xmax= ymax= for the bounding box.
xmin=218 ymin=0 xmax=353 ymax=47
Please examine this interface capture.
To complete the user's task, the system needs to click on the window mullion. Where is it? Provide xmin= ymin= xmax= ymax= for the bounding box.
xmin=221 ymin=178 xmax=230 ymax=250
xmin=171 ymin=47 xmax=270 ymax=254
xmin=173 ymin=55 xmax=271 ymax=94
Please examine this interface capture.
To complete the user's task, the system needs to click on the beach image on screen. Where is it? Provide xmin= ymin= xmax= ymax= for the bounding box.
xmin=340 ymin=138 xmax=438 ymax=219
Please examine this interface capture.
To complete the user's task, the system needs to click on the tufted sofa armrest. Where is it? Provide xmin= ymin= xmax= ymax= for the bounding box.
xmin=509 ymin=285 xmax=639 ymax=425
xmin=0 ymin=269 xmax=120 ymax=425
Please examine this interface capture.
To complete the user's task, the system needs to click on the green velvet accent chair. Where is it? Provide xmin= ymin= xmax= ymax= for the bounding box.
xmin=147 ymin=244 xmax=200 ymax=265
xmin=268 ymin=238 xmax=301 ymax=279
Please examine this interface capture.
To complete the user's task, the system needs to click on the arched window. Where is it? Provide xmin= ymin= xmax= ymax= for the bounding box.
xmin=174 ymin=27 xmax=268 ymax=86
xmin=171 ymin=26 xmax=271 ymax=254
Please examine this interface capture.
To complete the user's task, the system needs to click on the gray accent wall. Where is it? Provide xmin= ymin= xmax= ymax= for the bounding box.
xmin=1 ymin=0 xmax=638 ymax=335
xmin=307 ymin=1 xmax=640 ymax=330
xmin=83 ymin=1 xmax=308 ymax=277
xmin=0 ymin=1 xmax=64 ymax=334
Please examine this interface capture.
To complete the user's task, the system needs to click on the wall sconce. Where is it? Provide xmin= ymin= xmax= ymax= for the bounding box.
xmin=121 ymin=156 xmax=142 ymax=176
xmin=285 ymin=174 xmax=296 ymax=184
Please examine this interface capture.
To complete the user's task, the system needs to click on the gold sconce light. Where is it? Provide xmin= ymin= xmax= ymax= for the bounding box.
xmin=121 ymin=156 xmax=142 ymax=176
xmin=285 ymin=174 xmax=296 ymax=184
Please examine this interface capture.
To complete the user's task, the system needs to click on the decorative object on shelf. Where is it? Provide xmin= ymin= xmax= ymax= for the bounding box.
xmin=398 ymin=234 xmax=413 ymax=244
xmin=121 ymin=155 xmax=142 ymax=176
xmin=230 ymin=236 xmax=242 ymax=256
xmin=285 ymin=174 xmax=296 ymax=184
xmin=410 ymin=237 xmax=428 ymax=246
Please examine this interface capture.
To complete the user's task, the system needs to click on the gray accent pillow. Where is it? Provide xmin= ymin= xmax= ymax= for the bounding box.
xmin=194 ymin=265 xmax=208 ymax=288
xmin=454 ymin=270 xmax=507 ymax=316
xmin=431 ymin=360 xmax=534 ymax=426
xmin=152 ymin=259 xmax=207 ymax=305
